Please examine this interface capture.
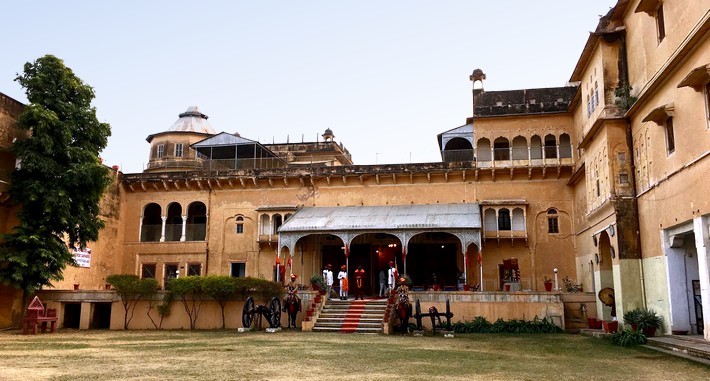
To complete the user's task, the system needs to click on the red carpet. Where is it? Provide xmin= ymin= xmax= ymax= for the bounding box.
xmin=339 ymin=301 xmax=366 ymax=333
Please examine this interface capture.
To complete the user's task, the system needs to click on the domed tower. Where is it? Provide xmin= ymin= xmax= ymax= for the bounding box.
xmin=145 ymin=106 xmax=217 ymax=172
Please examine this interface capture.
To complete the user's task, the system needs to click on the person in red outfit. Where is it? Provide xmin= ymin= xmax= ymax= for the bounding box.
xmin=354 ymin=265 xmax=366 ymax=300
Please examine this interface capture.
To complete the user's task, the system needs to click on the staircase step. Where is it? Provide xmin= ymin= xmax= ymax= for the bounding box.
xmin=645 ymin=336 xmax=710 ymax=363
xmin=312 ymin=298 xmax=390 ymax=334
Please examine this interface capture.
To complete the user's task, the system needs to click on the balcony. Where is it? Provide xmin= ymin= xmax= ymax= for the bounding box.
xmin=140 ymin=223 xmax=206 ymax=242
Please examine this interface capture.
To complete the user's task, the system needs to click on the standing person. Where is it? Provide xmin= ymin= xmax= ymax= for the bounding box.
xmin=378 ymin=268 xmax=386 ymax=297
xmin=338 ymin=265 xmax=348 ymax=300
xmin=354 ymin=265 xmax=366 ymax=300
xmin=322 ymin=264 xmax=334 ymax=300
xmin=387 ymin=261 xmax=398 ymax=294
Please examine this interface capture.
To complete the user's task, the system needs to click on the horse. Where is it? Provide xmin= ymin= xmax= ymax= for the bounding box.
xmin=283 ymin=292 xmax=301 ymax=329
xmin=395 ymin=294 xmax=412 ymax=332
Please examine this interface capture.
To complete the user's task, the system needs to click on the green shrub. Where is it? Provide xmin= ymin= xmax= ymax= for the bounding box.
xmin=234 ymin=277 xmax=284 ymax=301
xmin=106 ymin=274 xmax=159 ymax=330
xmin=453 ymin=316 xmax=562 ymax=334
xmin=202 ymin=276 xmax=239 ymax=329
xmin=611 ymin=329 xmax=647 ymax=347
xmin=166 ymin=276 xmax=204 ymax=330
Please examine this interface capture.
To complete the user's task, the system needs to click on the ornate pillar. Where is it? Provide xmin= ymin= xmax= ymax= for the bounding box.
xmin=180 ymin=215 xmax=187 ymax=242
xmin=160 ymin=216 xmax=167 ymax=242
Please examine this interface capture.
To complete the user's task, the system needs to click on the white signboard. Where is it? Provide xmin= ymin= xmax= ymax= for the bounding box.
xmin=73 ymin=248 xmax=91 ymax=268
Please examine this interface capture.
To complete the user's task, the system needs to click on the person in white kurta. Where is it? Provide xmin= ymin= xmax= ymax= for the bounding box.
xmin=322 ymin=264 xmax=334 ymax=299
xmin=387 ymin=261 xmax=398 ymax=294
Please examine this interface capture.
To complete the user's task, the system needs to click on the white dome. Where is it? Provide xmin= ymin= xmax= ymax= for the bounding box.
xmin=168 ymin=106 xmax=216 ymax=134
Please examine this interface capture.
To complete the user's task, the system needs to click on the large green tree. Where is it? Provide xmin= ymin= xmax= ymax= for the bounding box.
xmin=0 ymin=55 xmax=111 ymax=294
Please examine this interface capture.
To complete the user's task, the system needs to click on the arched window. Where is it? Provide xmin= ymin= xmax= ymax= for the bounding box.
xmin=165 ymin=202 xmax=182 ymax=241
xmin=260 ymin=214 xmax=270 ymax=235
xmin=547 ymin=209 xmax=559 ymax=234
xmin=594 ymin=82 xmax=599 ymax=109
xmin=141 ymin=203 xmax=162 ymax=242
xmin=559 ymin=134 xmax=572 ymax=158
xmin=512 ymin=136 xmax=528 ymax=160
xmin=512 ymin=208 xmax=525 ymax=231
xmin=484 ymin=208 xmax=497 ymax=232
xmin=186 ymin=202 xmax=207 ymax=241
xmin=476 ymin=138 xmax=491 ymax=162
xmin=272 ymin=214 xmax=283 ymax=234
xmin=498 ymin=208 xmax=511 ymax=231
xmin=493 ymin=137 xmax=510 ymax=161
xmin=443 ymin=138 xmax=474 ymax=162
xmin=236 ymin=216 xmax=244 ymax=234
xmin=544 ymin=134 xmax=557 ymax=159
xmin=530 ymin=135 xmax=543 ymax=160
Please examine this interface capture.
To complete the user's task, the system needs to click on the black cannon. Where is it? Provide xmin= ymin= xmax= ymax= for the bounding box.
xmin=242 ymin=296 xmax=282 ymax=329
xmin=414 ymin=298 xmax=454 ymax=333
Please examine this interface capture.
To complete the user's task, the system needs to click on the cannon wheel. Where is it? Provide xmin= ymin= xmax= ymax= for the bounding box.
xmin=445 ymin=298 xmax=452 ymax=330
xmin=268 ymin=297 xmax=281 ymax=328
xmin=415 ymin=299 xmax=422 ymax=330
xmin=242 ymin=296 xmax=255 ymax=328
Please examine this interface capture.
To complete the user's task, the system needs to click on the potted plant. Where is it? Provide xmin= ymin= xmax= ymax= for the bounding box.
xmin=309 ymin=275 xmax=325 ymax=294
xmin=624 ymin=308 xmax=662 ymax=337
xmin=602 ymin=320 xmax=619 ymax=333
xmin=543 ymin=276 xmax=553 ymax=292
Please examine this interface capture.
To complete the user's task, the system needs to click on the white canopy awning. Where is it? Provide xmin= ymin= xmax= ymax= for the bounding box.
xmin=277 ymin=203 xmax=481 ymax=259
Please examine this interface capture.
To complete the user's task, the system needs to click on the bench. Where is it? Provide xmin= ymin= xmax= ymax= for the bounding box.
xmin=22 ymin=296 xmax=58 ymax=335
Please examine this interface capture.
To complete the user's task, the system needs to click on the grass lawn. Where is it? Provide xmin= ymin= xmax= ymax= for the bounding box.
xmin=0 ymin=330 xmax=708 ymax=380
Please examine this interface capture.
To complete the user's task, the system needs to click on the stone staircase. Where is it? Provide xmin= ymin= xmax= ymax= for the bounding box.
xmin=313 ymin=298 xmax=388 ymax=333
xmin=644 ymin=335 xmax=710 ymax=365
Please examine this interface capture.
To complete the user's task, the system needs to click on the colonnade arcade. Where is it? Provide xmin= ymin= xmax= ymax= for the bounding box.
xmin=139 ymin=201 xmax=208 ymax=242
xmin=276 ymin=204 xmax=483 ymax=292
xmin=278 ymin=230 xmax=481 ymax=291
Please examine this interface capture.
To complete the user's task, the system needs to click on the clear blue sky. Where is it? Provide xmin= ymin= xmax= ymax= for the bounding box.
xmin=2 ymin=1 xmax=617 ymax=173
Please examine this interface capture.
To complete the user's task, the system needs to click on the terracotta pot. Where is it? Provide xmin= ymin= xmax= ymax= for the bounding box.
xmin=643 ymin=327 xmax=657 ymax=337
xmin=544 ymin=282 xmax=553 ymax=292
xmin=104 ymin=284 xmax=111 ymax=290
xmin=504 ymin=284 xmax=511 ymax=292
xmin=602 ymin=320 xmax=619 ymax=333
xmin=73 ymin=284 xmax=80 ymax=290
xmin=587 ymin=318 xmax=597 ymax=329
xmin=433 ymin=284 xmax=441 ymax=291
xmin=463 ymin=284 xmax=470 ymax=291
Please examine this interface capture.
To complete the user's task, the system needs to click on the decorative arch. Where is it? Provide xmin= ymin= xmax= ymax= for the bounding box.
xmin=484 ymin=209 xmax=497 ymax=232
xmin=260 ymin=214 xmax=270 ymax=235
xmin=544 ymin=134 xmax=557 ymax=159
xmin=165 ymin=202 xmax=183 ymax=241
xmin=140 ymin=203 xmax=162 ymax=242
xmin=272 ymin=214 xmax=283 ymax=234
xmin=443 ymin=137 xmax=474 ymax=162
xmin=512 ymin=208 xmax=525 ymax=231
xmin=512 ymin=136 xmax=528 ymax=160
xmin=559 ymin=133 xmax=572 ymax=158
xmin=530 ymin=135 xmax=543 ymax=160
xmin=493 ymin=137 xmax=510 ymax=160
xmin=186 ymin=201 xmax=207 ymax=241
xmin=476 ymin=138 xmax=491 ymax=162
xmin=498 ymin=208 xmax=511 ymax=231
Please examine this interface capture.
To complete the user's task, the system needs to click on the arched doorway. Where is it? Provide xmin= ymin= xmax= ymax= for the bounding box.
xmin=407 ymin=232 xmax=461 ymax=290
xmin=443 ymin=138 xmax=474 ymax=162
xmin=350 ymin=233 xmax=402 ymax=296
xmin=598 ymin=231 xmax=614 ymax=320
